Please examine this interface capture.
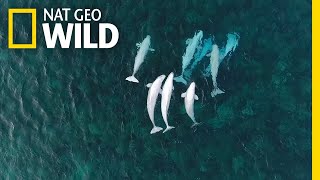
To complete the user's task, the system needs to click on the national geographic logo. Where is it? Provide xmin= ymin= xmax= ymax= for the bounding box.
xmin=8 ymin=8 xmax=119 ymax=49
xmin=8 ymin=9 xmax=37 ymax=49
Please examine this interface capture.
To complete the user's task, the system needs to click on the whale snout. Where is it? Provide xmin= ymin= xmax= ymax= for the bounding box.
xmin=168 ymin=72 xmax=174 ymax=78
xmin=159 ymin=74 xmax=166 ymax=80
xmin=197 ymin=30 xmax=203 ymax=38
xmin=190 ymin=82 xmax=196 ymax=88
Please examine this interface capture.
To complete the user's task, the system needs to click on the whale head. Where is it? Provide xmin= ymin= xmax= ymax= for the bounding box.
xmin=190 ymin=82 xmax=196 ymax=89
xmin=197 ymin=30 xmax=203 ymax=40
xmin=159 ymin=74 xmax=166 ymax=81
xmin=141 ymin=35 xmax=151 ymax=47
xmin=146 ymin=35 xmax=151 ymax=41
xmin=168 ymin=72 xmax=174 ymax=79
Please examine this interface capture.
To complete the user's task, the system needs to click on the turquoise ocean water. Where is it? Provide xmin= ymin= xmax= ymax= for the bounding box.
xmin=0 ymin=0 xmax=311 ymax=179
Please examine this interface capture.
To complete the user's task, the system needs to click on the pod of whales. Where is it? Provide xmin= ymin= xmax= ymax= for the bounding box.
xmin=125 ymin=31 xmax=239 ymax=134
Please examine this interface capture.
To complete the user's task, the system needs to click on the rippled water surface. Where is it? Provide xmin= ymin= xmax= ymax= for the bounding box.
xmin=0 ymin=0 xmax=311 ymax=179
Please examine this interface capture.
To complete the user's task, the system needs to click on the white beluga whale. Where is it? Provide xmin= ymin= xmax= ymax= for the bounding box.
xmin=161 ymin=72 xmax=175 ymax=133
xmin=174 ymin=30 xmax=203 ymax=84
xmin=146 ymin=75 xmax=166 ymax=134
xmin=126 ymin=35 xmax=155 ymax=83
xmin=210 ymin=44 xmax=224 ymax=97
xmin=203 ymin=32 xmax=240 ymax=77
xmin=181 ymin=82 xmax=200 ymax=127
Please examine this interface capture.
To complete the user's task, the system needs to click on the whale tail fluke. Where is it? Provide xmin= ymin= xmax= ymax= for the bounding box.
xmin=211 ymin=88 xmax=225 ymax=97
xmin=150 ymin=126 xmax=163 ymax=134
xmin=191 ymin=122 xmax=202 ymax=128
xmin=174 ymin=75 xmax=187 ymax=85
xmin=126 ymin=76 xmax=139 ymax=83
xmin=163 ymin=126 xmax=175 ymax=133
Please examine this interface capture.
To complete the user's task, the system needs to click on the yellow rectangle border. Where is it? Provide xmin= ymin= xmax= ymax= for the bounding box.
xmin=8 ymin=8 xmax=37 ymax=49
xmin=313 ymin=0 xmax=318 ymax=179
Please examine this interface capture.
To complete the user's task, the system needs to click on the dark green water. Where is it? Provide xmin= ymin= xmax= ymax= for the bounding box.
xmin=0 ymin=0 xmax=311 ymax=179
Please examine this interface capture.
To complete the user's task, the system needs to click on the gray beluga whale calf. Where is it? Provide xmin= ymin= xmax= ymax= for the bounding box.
xmin=161 ymin=72 xmax=175 ymax=133
xmin=146 ymin=75 xmax=166 ymax=134
xmin=210 ymin=44 xmax=224 ymax=97
xmin=126 ymin=35 xmax=155 ymax=83
xmin=181 ymin=82 xmax=200 ymax=127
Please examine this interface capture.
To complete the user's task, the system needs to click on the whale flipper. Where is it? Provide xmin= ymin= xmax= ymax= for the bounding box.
xmin=211 ymin=88 xmax=224 ymax=97
xmin=174 ymin=75 xmax=187 ymax=85
xmin=163 ymin=126 xmax=175 ymax=133
xmin=186 ymin=38 xmax=192 ymax=45
xmin=146 ymin=83 xmax=152 ymax=88
xmin=194 ymin=94 xmax=199 ymax=100
xmin=126 ymin=76 xmax=139 ymax=83
xmin=150 ymin=126 xmax=163 ymax=134
xmin=181 ymin=92 xmax=186 ymax=98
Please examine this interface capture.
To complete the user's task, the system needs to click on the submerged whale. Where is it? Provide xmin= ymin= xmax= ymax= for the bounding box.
xmin=183 ymin=37 xmax=213 ymax=81
xmin=146 ymin=75 xmax=166 ymax=134
xmin=203 ymin=32 xmax=240 ymax=77
xmin=174 ymin=31 xmax=203 ymax=84
xmin=126 ymin=35 xmax=155 ymax=83
xmin=181 ymin=82 xmax=200 ymax=127
xmin=210 ymin=44 xmax=224 ymax=97
xmin=161 ymin=72 xmax=175 ymax=133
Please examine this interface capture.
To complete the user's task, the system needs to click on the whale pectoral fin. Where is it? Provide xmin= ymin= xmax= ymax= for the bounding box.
xmin=149 ymin=48 xmax=155 ymax=52
xmin=146 ymin=83 xmax=152 ymax=88
xmin=136 ymin=43 xmax=141 ymax=48
xmin=186 ymin=38 xmax=192 ymax=45
xmin=172 ymin=86 xmax=174 ymax=90
xmin=206 ymin=53 xmax=211 ymax=57
xmin=181 ymin=92 xmax=186 ymax=98
xmin=194 ymin=94 xmax=199 ymax=100
xmin=159 ymin=89 xmax=163 ymax=94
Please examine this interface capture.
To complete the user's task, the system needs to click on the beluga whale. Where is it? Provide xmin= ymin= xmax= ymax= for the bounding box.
xmin=210 ymin=44 xmax=224 ymax=97
xmin=203 ymin=32 xmax=240 ymax=77
xmin=161 ymin=72 xmax=175 ymax=133
xmin=146 ymin=74 xmax=166 ymax=134
xmin=181 ymin=82 xmax=200 ymax=127
xmin=174 ymin=30 xmax=203 ymax=84
xmin=183 ymin=37 xmax=213 ymax=82
xmin=126 ymin=35 xmax=155 ymax=83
